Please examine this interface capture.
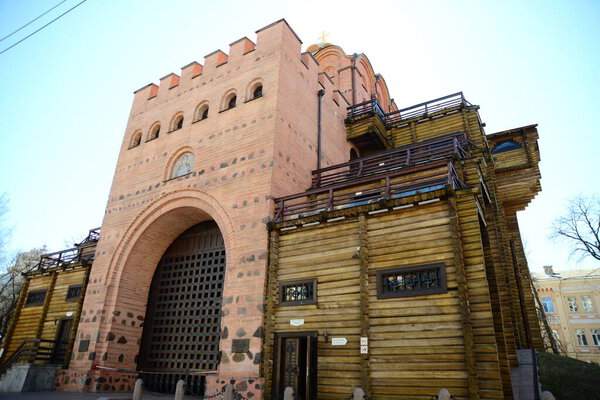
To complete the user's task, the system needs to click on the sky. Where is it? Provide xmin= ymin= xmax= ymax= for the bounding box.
xmin=0 ymin=0 xmax=598 ymax=273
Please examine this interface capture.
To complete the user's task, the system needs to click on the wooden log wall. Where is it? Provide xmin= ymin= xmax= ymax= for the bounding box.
xmin=390 ymin=107 xmax=543 ymax=358
xmin=4 ymin=266 xmax=89 ymax=362
xmin=265 ymin=197 xmax=513 ymax=399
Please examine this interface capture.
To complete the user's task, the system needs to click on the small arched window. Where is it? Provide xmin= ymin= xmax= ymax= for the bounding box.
xmin=148 ymin=124 xmax=161 ymax=141
xmin=171 ymin=152 xmax=195 ymax=179
xmin=492 ymin=140 xmax=522 ymax=154
xmin=253 ymin=85 xmax=263 ymax=99
xmin=170 ymin=113 xmax=184 ymax=132
xmin=130 ymin=131 xmax=142 ymax=148
xmin=194 ymin=102 xmax=209 ymax=122
xmin=228 ymin=95 xmax=237 ymax=109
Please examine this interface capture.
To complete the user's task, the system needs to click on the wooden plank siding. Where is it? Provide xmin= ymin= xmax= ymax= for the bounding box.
xmin=265 ymin=97 xmax=544 ymax=398
xmin=265 ymin=197 xmax=518 ymax=399
xmin=2 ymin=265 xmax=90 ymax=365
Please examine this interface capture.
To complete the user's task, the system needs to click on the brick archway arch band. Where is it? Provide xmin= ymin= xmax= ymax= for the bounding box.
xmin=104 ymin=189 xmax=236 ymax=288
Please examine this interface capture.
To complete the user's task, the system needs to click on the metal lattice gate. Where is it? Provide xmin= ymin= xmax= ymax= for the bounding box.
xmin=138 ymin=221 xmax=226 ymax=394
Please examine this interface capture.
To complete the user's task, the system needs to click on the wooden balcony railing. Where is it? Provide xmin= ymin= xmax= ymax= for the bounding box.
xmin=311 ymin=131 xmax=473 ymax=188
xmin=274 ymin=160 xmax=467 ymax=222
xmin=346 ymin=92 xmax=472 ymax=126
xmin=27 ymin=227 xmax=100 ymax=273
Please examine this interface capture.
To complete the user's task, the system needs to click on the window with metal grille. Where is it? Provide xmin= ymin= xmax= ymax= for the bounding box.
xmin=280 ymin=279 xmax=316 ymax=306
xmin=66 ymin=284 xmax=82 ymax=301
xmin=25 ymin=290 xmax=46 ymax=306
xmin=377 ymin=263 xmax=447 ymax=299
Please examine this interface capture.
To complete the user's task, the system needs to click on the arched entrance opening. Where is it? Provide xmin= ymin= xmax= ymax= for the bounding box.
xmin=137 ymin=220 xmax=226 ymax=394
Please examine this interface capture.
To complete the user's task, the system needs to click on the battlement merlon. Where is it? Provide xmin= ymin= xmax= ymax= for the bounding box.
xmin=181 ymin=61 xmax=203 ymax=80
xmin=130 ymin=19 xmax=301 ymax=110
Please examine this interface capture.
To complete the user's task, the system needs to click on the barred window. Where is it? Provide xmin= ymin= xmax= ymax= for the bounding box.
xmin=66 ymin=284 xmax=83 ymax=301
xmin=377 ymin=263 xmax=447 ymax=299
xmin=25 ymin=290 xmax=46 ymax=306
xmin=279 ymin=279 xmax=316 ymax=306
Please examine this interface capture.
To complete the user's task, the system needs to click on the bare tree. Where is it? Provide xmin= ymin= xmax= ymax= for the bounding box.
xmin=0 ymin=248 xmax=47 ymax=339
xmin=552 ymin=195 xmax=600 ymax=263
xmin=0 ymin=193 xmax=10 ymax=264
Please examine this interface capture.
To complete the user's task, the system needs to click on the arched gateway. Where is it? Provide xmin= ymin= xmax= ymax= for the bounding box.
xmin=138 ymin=221 xmax=226 ymax=394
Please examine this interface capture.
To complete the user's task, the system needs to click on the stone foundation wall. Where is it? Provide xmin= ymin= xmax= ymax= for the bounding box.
xmin=54 ymin=369 xmax=138 ymax=392
xmin=206 ymin=375 xmax=264 ymax=399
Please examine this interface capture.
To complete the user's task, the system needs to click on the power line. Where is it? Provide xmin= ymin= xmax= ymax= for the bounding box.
xmin=0 ymin=0 xmax=68 ymax=43
xmin=0 ymin=0 xmax=87 ymax=56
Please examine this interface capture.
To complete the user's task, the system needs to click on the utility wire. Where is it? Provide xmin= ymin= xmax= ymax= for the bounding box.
xmin=0 ymin=0 xmax=68 ymax=43
xmin=0 ymin=0 xmax=87 ymax=56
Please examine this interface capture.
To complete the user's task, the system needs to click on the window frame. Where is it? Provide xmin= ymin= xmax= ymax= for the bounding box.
xmin=65 ymin=284 xmax=83 ymax=301
xmin=376 ymin=263 xmax=447 ymax=299
xmin=582 ymin=295 xmax=594 ymax=312
xmin=591 ymin=329 xmax=600 ymax=346
xmin=568 ymin=296 xmax=579 ymax=312
xmin=25 ymin=289 xmax=47 ymax=307
xmin=576 ymin=329 xmax=588 ymax=346
xmin=542 ymin=297 xmax=555 ymax=313
xmin=279 ymin=279 xmax=317 ymax=307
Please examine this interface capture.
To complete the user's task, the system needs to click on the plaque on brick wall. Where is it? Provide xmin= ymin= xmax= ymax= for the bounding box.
xmin=78 ymin=340 xmax=90 ymax=352
xmin=232 ymin=339 xmax=250 ymax=353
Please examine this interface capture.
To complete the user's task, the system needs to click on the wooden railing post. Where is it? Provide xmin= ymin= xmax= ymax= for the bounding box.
xmin=327 ymin=189 xmax=334 ymax=211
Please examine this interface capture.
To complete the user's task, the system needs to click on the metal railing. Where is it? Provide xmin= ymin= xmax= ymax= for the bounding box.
xmin=0 ymin=339 xmax=61 ymax=378
xmin=274 ymin=160 xmax=466 ymax=222
xmin=30 ymin=243 xmax=96 ymax=272
xmin=346 ymin=98 xmax=387 ymax=121
xmin=346 ymin=92 xmax=471 ymax=126
xmin=311 ymin=131 xmax=473 ymax=188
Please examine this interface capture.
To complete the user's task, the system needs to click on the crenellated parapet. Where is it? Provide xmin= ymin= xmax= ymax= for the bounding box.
xmin=130 ymin=19 xmax=298 ymax=110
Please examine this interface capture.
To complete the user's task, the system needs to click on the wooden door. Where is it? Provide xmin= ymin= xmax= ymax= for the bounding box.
xmin=52 ymin=317 xmax=72 ymax=364
xmin=273 ymin=332 xmax=317 ymax=400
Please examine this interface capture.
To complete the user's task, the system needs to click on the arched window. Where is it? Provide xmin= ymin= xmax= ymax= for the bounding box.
xmin=171 ymin=152 xmax=195 ymax=179
xmin=228 ymin=95 xmax=237 ymax=109
xmin=492 ymin=140 xmax=522 ymax=154
xmin=194 ymin=102 xmax=209 ymax=122
xmin=221 ymin=91 xmax=237 ymax=111
xmin=253 ymin=85 xmax=263 ymax=99
xmin=170 ymin=113 xmax=184 ymax=132
xmin=130 ymin=131 xmax=142 ymax=148
xmin=246 ymin=80 xmax=263 ymax=102
xmin=148 ymin=124 xmax=161 ymax=141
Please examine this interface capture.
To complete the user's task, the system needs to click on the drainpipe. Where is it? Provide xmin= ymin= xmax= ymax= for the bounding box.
xmin=317 ymin=89 xmax=325 ymax=171
xmin=351 ymin=53 xmax=358 ymax=106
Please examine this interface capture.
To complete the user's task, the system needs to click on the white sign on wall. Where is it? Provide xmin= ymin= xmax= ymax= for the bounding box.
xmin=360 ymin=337 xmax=368 ymax=346
xmin=331 ymin=337 xmax=348 ymax=346
xmin=290 ymin=319 xmax=304 ymax=326
xmin=360 ymin=345 xmax=368 ymax=354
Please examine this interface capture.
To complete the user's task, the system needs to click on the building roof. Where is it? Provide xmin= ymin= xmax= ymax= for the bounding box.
xmin=532 ymin=269 xmax=600 ymax=281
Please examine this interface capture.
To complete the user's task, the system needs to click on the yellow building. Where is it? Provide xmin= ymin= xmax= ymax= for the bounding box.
xmin=534 ymin=266 xmax=600 ymax=363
